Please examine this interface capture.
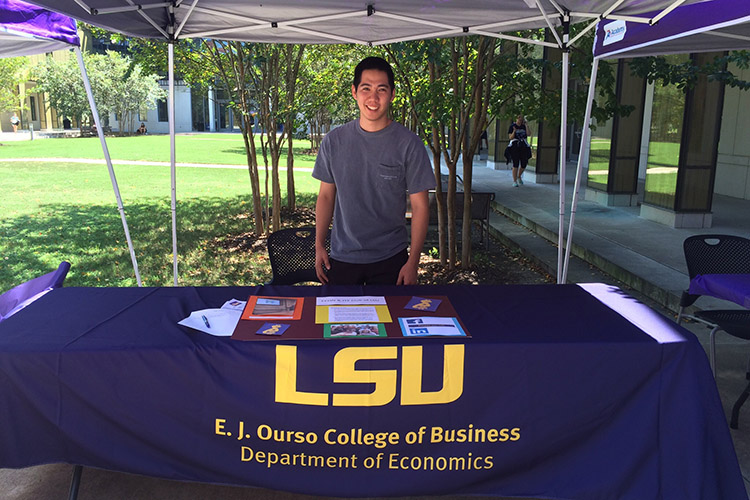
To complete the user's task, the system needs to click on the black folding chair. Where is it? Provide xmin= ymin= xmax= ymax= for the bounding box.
xmin=694 ymin=309 xmax=750 ymax=429
xmin=677 ymin=234 xmax=750 ymax=323
xmin=266 ymin=227 xmax=328 ymax=285
xmin=677 ymin=235 xmax=750 ymax=429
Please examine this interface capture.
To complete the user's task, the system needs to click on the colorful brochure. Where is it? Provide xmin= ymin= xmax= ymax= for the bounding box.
xmin=405 ymin=296 xmax=442 ymax=312
xmin=324 ymin=323 xmax=387 ymax=339
xmin=241 ymin=296 xmax=304 ymax=321
xmin=398 ymin=317 xmax=467 ymax=337
xmin=316 ymin=305 xmax=392 ymax=324
xmin=256 ymin=322 xmax=290 ymax=336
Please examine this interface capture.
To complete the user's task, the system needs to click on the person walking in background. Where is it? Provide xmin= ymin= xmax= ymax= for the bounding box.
xmin=10 ymin=112 xmax=19 ymax=133
xmin=508 ymin=114 xmax=531 ymax=187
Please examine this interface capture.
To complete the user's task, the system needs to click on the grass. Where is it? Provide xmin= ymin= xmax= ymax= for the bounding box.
xmin=0 ymin=133 xmax=319 ymax=168
xmin=0 ymin=137 xmax=321 ymax=291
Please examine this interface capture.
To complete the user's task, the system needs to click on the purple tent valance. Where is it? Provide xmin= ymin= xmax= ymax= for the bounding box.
xmin=0 ymin=0 xmax=79 ymax=57
xmin=594 ymin=0 xmax=750 ymax=59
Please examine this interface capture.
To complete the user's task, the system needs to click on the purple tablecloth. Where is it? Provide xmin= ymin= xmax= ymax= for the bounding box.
xmin=688 ymin=273 xmax=750 ymax=308
xmin=0 ymin=283 xmax=745 ymax=499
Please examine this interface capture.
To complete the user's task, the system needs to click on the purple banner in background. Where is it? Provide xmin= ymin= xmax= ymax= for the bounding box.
xmin=594 ymin=0 xmax=750 ymax=59
xmin=0 ymin=0 xmax=79 ymax=48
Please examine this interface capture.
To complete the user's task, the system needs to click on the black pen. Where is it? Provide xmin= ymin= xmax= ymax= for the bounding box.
xmin=201 ymin=315 xmax=211 ymax=328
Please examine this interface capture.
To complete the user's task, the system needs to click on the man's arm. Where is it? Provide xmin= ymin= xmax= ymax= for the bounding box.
xmin=398 ymin=190 xmax=429 ymax=285
xmin=315 ymin=181 xmax=336 ymax=283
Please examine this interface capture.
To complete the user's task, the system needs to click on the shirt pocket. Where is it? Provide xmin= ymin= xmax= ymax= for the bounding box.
xmin=377 ymin=163 xmax=404 ymax=185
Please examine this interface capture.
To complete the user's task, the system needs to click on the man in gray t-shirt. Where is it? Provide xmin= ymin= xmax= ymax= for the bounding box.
xmin=312 ymin=57 xmax=435 ymax=285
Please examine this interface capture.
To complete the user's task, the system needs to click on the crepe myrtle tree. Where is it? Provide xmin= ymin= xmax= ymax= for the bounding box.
xmin=251 ymin=43 xmax=305 ymax=230
xmin=387 ymin=36 xmax=501 ymax=269
xmin=199 ymin=39 xmax=268 ymax=236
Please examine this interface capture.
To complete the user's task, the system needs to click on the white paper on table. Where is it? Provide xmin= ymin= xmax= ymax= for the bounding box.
xmin=317 ymin=296 xmax=386 ymax=306
xmin=178 ymin=306 xmax=242 ymax=336
xmin=328 ymin=305 xmax=379 ymax=323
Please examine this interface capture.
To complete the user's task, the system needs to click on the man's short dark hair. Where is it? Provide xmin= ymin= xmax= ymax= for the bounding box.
xmin=353 ymin=57 xmax=395 ymax=90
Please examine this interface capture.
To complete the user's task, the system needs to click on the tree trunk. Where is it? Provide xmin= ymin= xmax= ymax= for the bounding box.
xmin=287 ymin=135 xmax=296 ymax=210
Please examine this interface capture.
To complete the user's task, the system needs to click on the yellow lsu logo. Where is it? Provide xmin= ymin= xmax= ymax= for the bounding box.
xmin=275 ymin=345 xmax=464 ymax=407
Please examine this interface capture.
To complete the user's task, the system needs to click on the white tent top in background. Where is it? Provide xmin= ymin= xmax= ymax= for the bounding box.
xmin=22 ymin=0 xmax=709 ymax=285
xmin=0 ymin=0 xmax=79 ymax=56
xmin=25 ymin=0 xmax=702 ymax=46
xmin=593 ymin=0 xmax=750 ymax=59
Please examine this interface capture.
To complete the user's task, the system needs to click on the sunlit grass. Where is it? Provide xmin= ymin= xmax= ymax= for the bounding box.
xmin=0 ymin=132 xmax=318 ymax=168
xmin=0 ymin=142 xmax=320 ymax=291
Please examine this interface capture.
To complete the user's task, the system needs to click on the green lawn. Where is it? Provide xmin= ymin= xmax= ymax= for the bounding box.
xmin=0 ymin=135 xmax=321 ymax=291
xmin=0 ymin=133 xmax=318 ymax=168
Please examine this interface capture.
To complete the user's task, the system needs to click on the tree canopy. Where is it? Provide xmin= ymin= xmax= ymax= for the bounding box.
xmin=32 ymin=50 xmax=164 ymax=135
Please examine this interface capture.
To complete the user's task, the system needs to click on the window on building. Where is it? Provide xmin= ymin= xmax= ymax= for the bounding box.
xmin=643 ymin=54 xmax=688 ymax=209
xmin=29 ymin=96 xmax=37 ymax=121
xmin=157 ymin=99 xmax=168 ymax=122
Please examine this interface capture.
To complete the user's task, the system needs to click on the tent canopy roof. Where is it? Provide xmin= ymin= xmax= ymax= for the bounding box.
xmin=0 ymin=0 xmax=79 ymax=57
xmin=594 ymin=0 xmax=750 ymax=59
xmin=24 ymin=0 xmax=702 ymax=47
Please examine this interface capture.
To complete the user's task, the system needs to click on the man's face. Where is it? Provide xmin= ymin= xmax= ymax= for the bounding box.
xmin=352 ymin=69 xmax=394 ymax=131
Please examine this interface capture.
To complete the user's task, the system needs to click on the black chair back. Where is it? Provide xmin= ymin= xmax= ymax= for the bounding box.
xmin=683 ymin=234 xmax=750 ymax=279
xmin=267 ymin=227 xmax=328 ymax=285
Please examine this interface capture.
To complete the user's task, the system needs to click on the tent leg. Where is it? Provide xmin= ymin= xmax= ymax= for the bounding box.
xmin=169 ymin=42 xmax=179 ymax=286
xmin=74 ymin=47 xmax=142 ymax=287
xmin=562 ymin=57 xmax=599 ymax=283
xmin=557 ymin=35 xmax=570 ymax=283
xmin=68 ymin=465 xmax=82 ymax=500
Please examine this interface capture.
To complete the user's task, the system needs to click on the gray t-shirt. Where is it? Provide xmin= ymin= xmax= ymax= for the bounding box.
xmin=312 ymin=119 xmax=435 ymax=264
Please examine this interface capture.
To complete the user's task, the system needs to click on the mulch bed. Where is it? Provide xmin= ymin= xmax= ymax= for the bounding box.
xmin=218 ymin=206 xmax=555 ymax=286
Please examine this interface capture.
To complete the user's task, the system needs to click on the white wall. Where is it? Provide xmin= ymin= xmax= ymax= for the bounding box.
xmin=716 ymin=64 xmax=750 ymax=201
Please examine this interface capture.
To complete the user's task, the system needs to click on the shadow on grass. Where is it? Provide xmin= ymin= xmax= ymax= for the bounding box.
xmin=0 ymin=193 xmax=318 ymax=290
xmin=220 ymin=145 xmax=318 ymax=162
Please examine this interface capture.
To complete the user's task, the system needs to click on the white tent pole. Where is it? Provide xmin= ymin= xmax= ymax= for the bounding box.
xmin=74 ymin=46 xmax=142 ymax=287
xmin=556 ymin=20 xmax=570 ymax=284
xmin=169 ymin=41 xmax=178 ymax=286
xmin=562 ymin=57 xmax=600 ymax=283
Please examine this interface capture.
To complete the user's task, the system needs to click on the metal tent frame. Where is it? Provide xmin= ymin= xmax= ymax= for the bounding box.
xmin=25 ymin=0 xmax=700 ymax=284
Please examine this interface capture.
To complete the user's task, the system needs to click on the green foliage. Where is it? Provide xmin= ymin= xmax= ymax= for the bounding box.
xmin=32 ymin=50 xmax=165 ymax=133
xmin=0 ymin=57 xmax=28 ymax=112
xmin=299 ymin=45 xmax=367 ymax=129
xmin=32 ymin=55 xmax=90 ymax=125
xmin=87 ymin=51 xmax=166 ymax=134
xmin=629 ymin=50 xmax=750 ymax=91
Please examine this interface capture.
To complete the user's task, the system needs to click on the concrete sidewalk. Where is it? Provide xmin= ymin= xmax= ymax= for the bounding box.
xmin=465 ymin=160 xmax=750 ymax=313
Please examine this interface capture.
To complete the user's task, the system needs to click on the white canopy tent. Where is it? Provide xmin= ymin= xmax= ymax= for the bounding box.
xmin=565 ymin=0 xmax=750 ymax=282
xmin=1 ymin=0 xmax=142 ymax=286
xmin=24 ymin=0 xmax=703 ymax=284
